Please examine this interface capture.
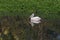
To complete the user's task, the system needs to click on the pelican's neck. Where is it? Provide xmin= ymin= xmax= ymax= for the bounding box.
xmin=30 ymin=13 xmax=34 ymax=18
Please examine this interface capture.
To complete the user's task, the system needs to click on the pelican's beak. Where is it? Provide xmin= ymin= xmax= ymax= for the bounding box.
xmin=30 ymin=22 xmax=34 ymax=27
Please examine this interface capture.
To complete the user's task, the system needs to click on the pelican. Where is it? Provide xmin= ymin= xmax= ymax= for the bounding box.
xmin=30 ymin=13 xmax=41 ymax=27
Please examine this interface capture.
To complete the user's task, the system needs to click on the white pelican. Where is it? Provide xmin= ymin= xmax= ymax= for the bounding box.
xmin=30 ymin=13 xmax=41 ymax=27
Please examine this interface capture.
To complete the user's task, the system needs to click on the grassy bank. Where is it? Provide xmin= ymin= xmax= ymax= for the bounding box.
xmin=0 ymin=0 xmax=60 ymax=20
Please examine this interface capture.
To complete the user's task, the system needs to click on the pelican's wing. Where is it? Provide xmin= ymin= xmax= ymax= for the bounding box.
xmin=30 ymin=13 xmax=34 ymax=18
xmin=30 ymin=22 xmax=34 ymax=27
xmin=35 ymin=16 xmax=41 ymax=20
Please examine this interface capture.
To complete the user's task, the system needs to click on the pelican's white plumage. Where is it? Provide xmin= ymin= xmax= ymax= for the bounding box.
xmin=30 ymin=13 xmax=41 ymax=26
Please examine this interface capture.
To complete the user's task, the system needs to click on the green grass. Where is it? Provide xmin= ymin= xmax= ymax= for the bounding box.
xmin=0 ymin=0 xmax=60 ymax=20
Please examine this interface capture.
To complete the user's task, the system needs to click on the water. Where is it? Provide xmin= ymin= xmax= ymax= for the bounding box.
xmin=56 ymin=34 xmax=60 ymax=40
